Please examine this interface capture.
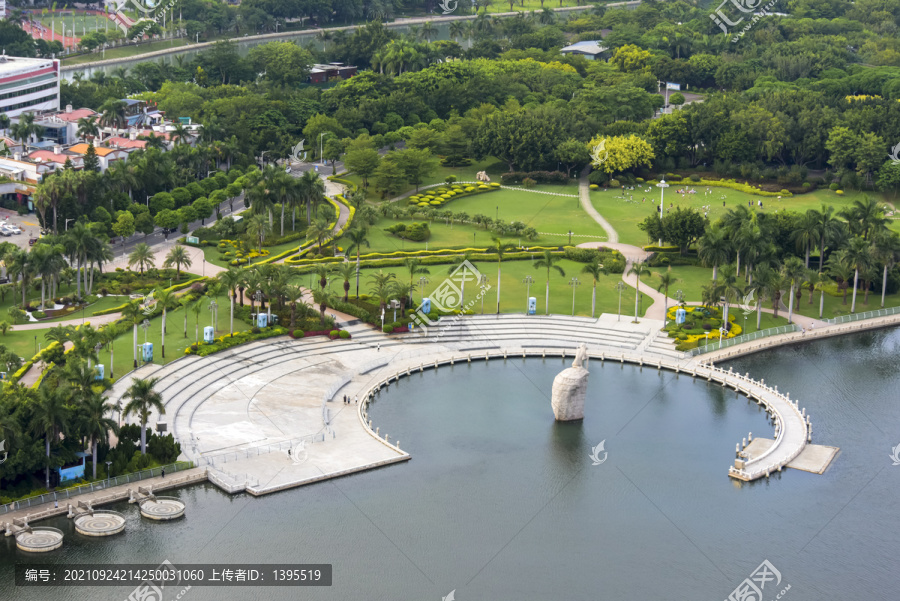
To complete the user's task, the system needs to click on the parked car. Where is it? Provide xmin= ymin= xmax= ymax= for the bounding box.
xmin=28 ymin=237 xmax=39 ymax=246
xmin=0 ymin=227 xmax=12 ymax=237
xmin=6 ymin=224 xmax=21 ymax=234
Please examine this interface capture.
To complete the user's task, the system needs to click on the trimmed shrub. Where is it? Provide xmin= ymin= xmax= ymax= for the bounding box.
xmin=383 ymin=325 xmax=394 ymax=334
xmin=500 ymin=171 xmax=568 ymax=185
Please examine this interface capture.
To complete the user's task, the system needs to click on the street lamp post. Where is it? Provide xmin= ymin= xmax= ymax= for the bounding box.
xmin=254 ymin=290 xmax=262 ymax=322
xmin=615 ymin=281 xmax=625 ymax=322
xmin=568 ymin=230 xmax=573 ymax=245
xmin=479 ymin=275 xmax=488 ymax=315
xmin=523 ymin=275 xmax=534 ymax=313
xmin=656 ymin=179 xmax=669 ymax=247
xmin=65 ymin=218 xmax=74 ymax=231
xmin=209 ymin=300 xmax=218 ymax=331
xmin=568 ymin=277 xmax=581 ymax=316
xmin=141 ymin=319 xmax=150 ymax=344
xmin=417 ymin=276 xmax=429 ymax=307
xmin=319 ymin=133 xmax=326 ymax=166
xmin=106 ymin=461 xmax=112 ymax=484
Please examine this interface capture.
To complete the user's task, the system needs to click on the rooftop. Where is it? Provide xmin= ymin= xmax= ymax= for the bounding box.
xmin=560 ymin=41 xmax=608 ymax=55
xmin=68 ymin=143 xmax=118 ymax=156
xmin=0 ymin=55 xmax=55 ymax=78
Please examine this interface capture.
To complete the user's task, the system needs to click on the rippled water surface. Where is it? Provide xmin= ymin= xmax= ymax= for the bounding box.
xmin=2 ymin=329 xmax=899 ymax=600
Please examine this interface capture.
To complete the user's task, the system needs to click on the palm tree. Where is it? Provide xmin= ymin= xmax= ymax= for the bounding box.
xmin=403 ymin=258 xmax=430 ymax=308
xmin=163 ymin=245 xmax=192 ymax=281
xmin=128 ymin=242 xmax=156 ymax=275
xmin=217 ymin=267 xmax=243 ymax=335
xmin=814 ymin=204 xmax=843 ymax=272
xmin=872 ymin=231 xmax=900 ymax=309
xmin=449 ymin=20 xmax=465 ymax=43
xmin=745 ymin=266 xmax=772 ymax=330
xmin=368 ymin=271 xmax=398 ymax=313
xmin=488 ymin=237 xmax=512 ymax=314
xmin=284 ymin=284 xmax=306 ymax=329
xmin=122 ymin=300 xmax=144 ymax=368
xmin=305 ymin=217 xmax=333 ymax=252
xmin=697 ymin=225 xmax=730 ymax=281
xmin=826 ymin=250 xmax=854 ymax=306
xmin=581 ymin=262 xmax=608 ymax=318
xmin=122 ymin=377 xmax=165 ymax=455
xmin=627 ymin=262 xmax=648 ymax=322
xmin=813 ymin=272 xmax=832 ymax=319
xmin=98 ymin=99 xmax=128 ymax=133
xmin=841 ymin=196 xmax=889 ymax=241
xmin=76 ymin=115 xmax=100 ymax=141
xmin=246 ymin=213 xmax=271 ymax=252
xmin=345 ymin=226 xmax=370 ymax=299
xmin=793 ymin=210 xmax=821 ymax=268
xmin=79 ymin=392 xmax=119 ymax=479
xmin=420 ymin=20 xmax=438 ymax=43
xmin=9 ymin=112 xmax=45 ymax=148
xmin=310 ymin=289 xmax=333 ymax=326
xmin=154 ymin=287 xmax=178 ymax=358
xmin=845 ymin=237 xmax=873 ymax=313
xmin=781 ymin=256 xmax=807 ymax=324
xmin=333 ymin=262 xmax=356 ymax=302
xmin=655 ymin=267 xmax=679 ymax=324
xmin=533 ymin=249 xmax=565 ymax=315
xmin=30 ymin=386 xmax=71 ymax=489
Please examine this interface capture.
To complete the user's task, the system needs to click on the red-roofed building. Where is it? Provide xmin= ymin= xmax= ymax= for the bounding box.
xmin=28 ymin=148 xmax=83 ymax=171
xmin=104 ymin=136 xmax=148 ymax=150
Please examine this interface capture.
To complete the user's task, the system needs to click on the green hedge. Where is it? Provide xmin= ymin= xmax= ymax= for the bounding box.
xmin=648 ymin=178 xmax=793 ymax=198
xmin=185 ymin=326 xmax=290 ymax=356
xmin=286 ymin=245 xmax=562 ymax=266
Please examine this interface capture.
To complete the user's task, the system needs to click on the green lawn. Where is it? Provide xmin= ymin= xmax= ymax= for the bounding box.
xmin=346 ymin=158 xmax=508 ymax=202
xmin=591 ymin=185 xmax=899 ymax=247
xmin=332 ymin=186 xmax=605 ymax=255
xmin=337 ymin=258 xmax=638 ymax=318
xmin=63 ymin=38 xmax=191 ymax=65
xmin=647 ymin=264 xmax=900 ymax=322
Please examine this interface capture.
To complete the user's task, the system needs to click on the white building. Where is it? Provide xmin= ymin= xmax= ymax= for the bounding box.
xmin=0 ymin=54 xmax=61 ymax=118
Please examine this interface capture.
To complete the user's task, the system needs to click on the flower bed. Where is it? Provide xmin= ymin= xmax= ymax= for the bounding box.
xmin=184 ymin=326 xmax=290 ymax=356
xmin=664 ymin=306 xmax=742 ymax=351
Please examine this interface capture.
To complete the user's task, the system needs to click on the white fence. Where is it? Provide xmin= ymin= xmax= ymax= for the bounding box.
xmin=688 ymin=324 xmax=801 ymax=356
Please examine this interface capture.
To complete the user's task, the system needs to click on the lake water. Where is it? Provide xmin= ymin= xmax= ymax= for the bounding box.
xmin=2 ymin=328 xmax=899 ymax=600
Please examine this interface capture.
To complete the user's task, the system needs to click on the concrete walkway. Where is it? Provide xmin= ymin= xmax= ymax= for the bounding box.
xmin=11 ymin=312 xmax=122 ymax=331
xmin=578 ymin=167 xmax=619 ymax=243
xmin=1 ymin=467 xmax=208 ymax=528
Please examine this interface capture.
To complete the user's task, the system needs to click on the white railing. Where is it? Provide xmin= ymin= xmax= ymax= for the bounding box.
xmin=0 ymin=462 xmax=195 ymax=514
xmin=197 ymin=433 xmax=327 ymax=467
xmin=688 ymin=324 xmax=801 ymax=356
xmin=824 ymin=305 xmax=900 ymax=324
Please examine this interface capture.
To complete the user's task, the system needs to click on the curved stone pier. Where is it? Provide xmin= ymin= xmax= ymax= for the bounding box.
xmin=16 ymin=527 xmax=64 ymax=552
xmin=74 ymin=511 xmax=126 ymax=536
xmin=106 ymin=314 xmax=831 ymax=491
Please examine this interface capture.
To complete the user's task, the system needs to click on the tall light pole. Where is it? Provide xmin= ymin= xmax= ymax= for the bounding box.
xmin=523 ymin=275 xmax=534 ymax=312
xmin=319 ymin=132 xmax=326 ymax=166
xmin=65 ymin=218 xmax=74 ymax=231
xmin=615 ymin=281 xmax=625 ymax=322
xmin=568 ymin=230 xmax=573 ymax=246
xmin=418 ymin=276 xmax=429 ymax=306
xmin=568 ymin=277 xmax=581 ymax=316
xmin=480 ymin=274 xmax=488 ymax=315
xmin=106 ymin=461 xmax=112 ymax=484
xmin=656 ymin=179 xmax=669 ymax=247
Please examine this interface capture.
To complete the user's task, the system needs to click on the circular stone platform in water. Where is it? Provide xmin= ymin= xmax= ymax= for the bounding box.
xmin=74 ymin=511 xmax=126 ymax=536
xmin=139 ymin=496 xmax=185 ymax=520
xmin=16 ymin=527 xmax=64 ymax=552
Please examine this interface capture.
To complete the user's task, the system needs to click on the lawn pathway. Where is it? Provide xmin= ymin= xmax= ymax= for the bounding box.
xmin=578 ymin=166 xmax=619 ymax=244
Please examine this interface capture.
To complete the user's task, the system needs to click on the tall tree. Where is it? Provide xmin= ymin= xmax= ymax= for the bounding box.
xmin=122 ymin=377 xmax=165 ymax=455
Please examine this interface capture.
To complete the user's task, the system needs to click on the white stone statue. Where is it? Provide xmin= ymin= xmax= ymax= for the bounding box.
xmin=476 ymin=170 xmax=491 ymax=182
xmin=551 ymin=345 xmax=590 ymax=421
xmin=572 ymin=343 xmax=588 ymax=369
